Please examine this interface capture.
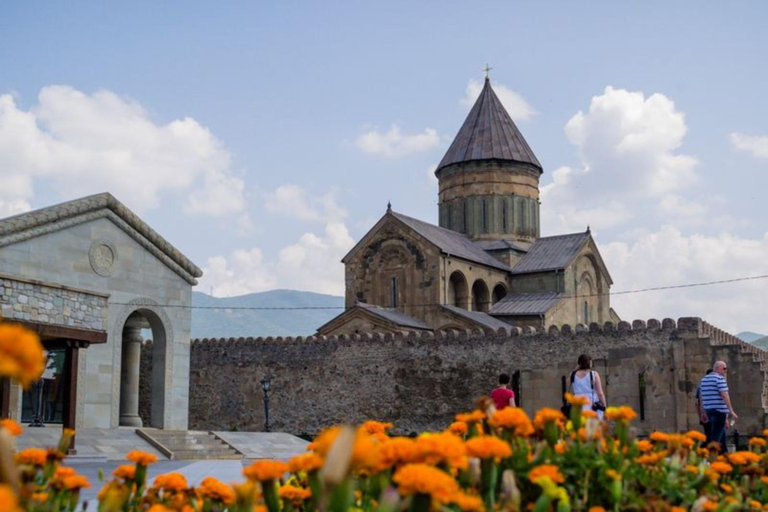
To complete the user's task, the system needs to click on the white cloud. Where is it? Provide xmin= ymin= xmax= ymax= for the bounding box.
xmin=0 ymin=86 xmax=245 ymax=215
xmin=602 ymin=226 xmax=768 ymax=333
xmin=264 ymin=185 xmax=347 ymax=222
xmin=199 ymin=221 xmax=355 ymax=297
xmin=731 ymin=132 xmax=768 ymax=159
xmin=461 ymin=79 xmax=537 ymax=121
xmin=355 ymin=124 xmax=440 ymax=157
xmin=541 ymin=87 xmax=698 ymax=234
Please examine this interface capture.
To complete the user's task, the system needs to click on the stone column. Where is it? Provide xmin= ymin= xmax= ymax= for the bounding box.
xmin=119 ymin=327 xmax=143 ymax=427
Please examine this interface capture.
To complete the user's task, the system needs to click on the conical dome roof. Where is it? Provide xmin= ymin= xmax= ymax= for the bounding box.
xmin=436 ymin=78 xmax=542 ymax=172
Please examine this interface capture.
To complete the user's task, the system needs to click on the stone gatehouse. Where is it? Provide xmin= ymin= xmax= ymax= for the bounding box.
xmin=184 ymin=318 xmax=768 ymax=437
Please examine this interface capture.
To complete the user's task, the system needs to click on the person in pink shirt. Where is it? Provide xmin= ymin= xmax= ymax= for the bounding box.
xmin=491 ymin=373 xmax=516 ymax=410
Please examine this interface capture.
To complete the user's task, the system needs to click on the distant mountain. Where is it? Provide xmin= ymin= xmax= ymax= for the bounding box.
xmin=190 ymin=290 xmax=344 ymax=339
xmin=737 ymin=331 xmax=768 ymax=343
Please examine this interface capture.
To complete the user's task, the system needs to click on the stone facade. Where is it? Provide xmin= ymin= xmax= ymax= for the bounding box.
xmin=186 ymin=318 xmax=768 ymax=437
xmin=0 ymin=275 xmax=108 ymax=330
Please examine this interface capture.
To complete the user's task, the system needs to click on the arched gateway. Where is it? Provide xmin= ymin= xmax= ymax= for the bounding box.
xmin=0 ymin=193 xmax=200 ymax=436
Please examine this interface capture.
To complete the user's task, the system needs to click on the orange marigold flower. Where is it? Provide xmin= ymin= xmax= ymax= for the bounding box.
xmin=278 ymin=485 xmax=312 ymax=504
xmin=582 ymin=410 xmax=597 ymax=419
xmin=54 ymin=466 xmax=77 ymax=479
xmin=465 ymin=436 xmax=511 ymax=460
xmin=112 ymin=465 xmax=136 ymax=480
xmin=749 ymin=500 xmax=762 ymax=509
xmin=605 ymin=406 xmax=637 ymax=422
xmin=455 ymin=410 xmax=486 ymax=423
xmin=649 ymin=431 xmax=669 ymax=443
xmin=710 ymin=461 xmax=734 ymax=474
xmin=308 ymin=426 xmax=340 ymax=456
xmin=362 ymin=421 xmax=393 ymax=435
xmin=685 ymin=430 xmax=707 ymax=443
xmin=448 ymin=421 xmax=468 ymax=436
xmin=636 ymin=440 xmax=653 ymax=452
xmin=702 ymin=500 xmax=717 ymax=512
xmin=451 ymin=491 xmax=485 ymax=512
xmin=0 ymin=323 xmax=46 ymax=388
xmin=488 ymin=408 xmax=534 ymax=437
xmin=126 ymin=450 xmax=158 ymax=466
xmin=720 ymin=483 xmax=734 ymax=494
xmin=288 ymin=452 xmax=323 ymax=474
xmin=414 ymin=432 xmax=467 ymax=468
xmin=533 ymin=408 xmax=565 ymax=430
xmin=147 ymin=505 xmax=175 ymax=512
xmin=564 ymin=393 xmax=590 ymax=407
xmin=153 ymin=472 xmax=188 ymax=492
xmin=15 ymin=447 xmax=47 ymax=466
xmin=0 ymin=484 xmax=23 ymax=512
xmin=761 ymin=476 xmax=768 ymax=485
xmin=728 ymin=451 xmax=761 ymax=465
xmin=0 ymin=419 xmax=22 ymax=436
xmin=749 ymin=437 xmax=767 ymax=447
xmin=554 ymin=441 xmax=566 ymax=454
xmin=685 ymin=465 xmax=699 ymax=475
xmin=243 ymin=460 xmax=289 ymax=481
xmin=392 ymin=463 xmax=459 ymax=503
xmin=636 ymin=452 xmax=666 ymax=465
xmin=197 ymin=477 xmax=236 ymax=505
xmin=605 ymin=469 xmax=621 ymax=481
xmin=377 ymin=437 xmax=418 ymax=468
xmin=588 ymin=507 xmax=607 ymax=512
xmin=529 ymin=464 xmax=565 ymax=484
xmin=61 ymin=475 xmax=90 ymax=491
xmin=670 ymin=508 xmax=686 ymax=512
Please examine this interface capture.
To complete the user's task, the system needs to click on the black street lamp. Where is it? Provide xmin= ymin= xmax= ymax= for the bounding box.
xmin=260 ymin=376 xmax=272 ymax=432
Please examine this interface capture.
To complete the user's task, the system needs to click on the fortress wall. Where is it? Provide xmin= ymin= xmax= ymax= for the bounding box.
xmin=171 ymin=317 xmax=768 ymax=436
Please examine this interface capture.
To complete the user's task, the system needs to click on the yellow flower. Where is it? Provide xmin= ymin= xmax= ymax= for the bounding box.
xmin=465 ymin=436 xmax=511 ymax=460
xmin=533 ymin=408 xmax=566 ymax=430
xmin=414 ymin=432 xmax=467 ymax=468
xmin=0 ymin=419 xmax=22 ymax=436
xmin=448 ymin=421 xmax=468 ymax=436
xmin=15 ymin=447 xmax=47 ymax=466
xmin=198 ymin=477 xmax=236 ymax=505
xmin=564 ymin=393 xmax=590 ymax=407
xmin=605 ymin=406 xmax=637 ymax=422
xmin=749 ymin=437 xmax=767 ymax=447
xmin=393 ymin=464 xmax=459 ymax=503
xmin=488 ymin=408 xmax=534 ymax=437
xmin=243 ymin=460 xmax=289 ymax=481
xmin=0 ymin=485 xmax=22 ymax=512
xmin=278 ymin=485 xmax=312 ymax=504
xmin=112 ymin=465 xmax=136 ymax=480
xmin=451 ymin=491 xmax=485 ymax=512
xmin=0 ymin=323 xmax=46 ymax=388
xmin=153 ymin=472 xmax=188 ymax=492
xmin=126 ymin=450 xmax=158 ymax=466
xmin=684 ymin=430 xmax=707 ymax=443
xmin=710 ymin=461 xmax=733 ymax=474
xmin=288 ymin=452 xmax=323 ymax=473
xmin=528 ymin=464 xmax=565 ymax=484
xmin=361 ymin=421 xmax=393 ymax=435
xmin=456 ymin=410 xmax=486 ymax=423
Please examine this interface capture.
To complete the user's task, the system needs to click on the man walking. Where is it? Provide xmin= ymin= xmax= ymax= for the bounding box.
xmin=699 ymin=361 xmax=738 ymax=453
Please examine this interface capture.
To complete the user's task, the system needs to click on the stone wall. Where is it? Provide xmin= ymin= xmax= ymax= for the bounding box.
xmin=0 ymin=274 xmax=108 ymax=330
xmin=184 ymin=317 xmax=768 ymax=437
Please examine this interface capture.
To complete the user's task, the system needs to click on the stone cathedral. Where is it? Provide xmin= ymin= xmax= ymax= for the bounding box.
xmin=318 ymin=78 xmax=620 ymax=336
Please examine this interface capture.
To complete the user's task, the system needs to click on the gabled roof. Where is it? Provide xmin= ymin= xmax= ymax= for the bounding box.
xmin=390 ymin=212 xmax=511 ymax=271
xmin=441 ymin=305 xmax=511 ymax=330
xmin=437 ymin=78 xmax=542 ymax=173
xmin=510 ymin=232 xmax=590 ymax=275
xmin=0 ymin=193 xmax=203 ymax=284
xmin=316 ymin=303 xmax=430 ymax=334
xmin=489 ymin=292 xmax=564 ymax=316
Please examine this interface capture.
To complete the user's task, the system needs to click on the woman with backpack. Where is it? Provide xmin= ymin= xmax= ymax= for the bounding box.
xmin=570 ymin=354 xmax=607 ymax=419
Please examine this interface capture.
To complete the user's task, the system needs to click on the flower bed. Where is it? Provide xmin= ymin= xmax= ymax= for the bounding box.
xmin=1 ymin=322 xmax=767 ymax=511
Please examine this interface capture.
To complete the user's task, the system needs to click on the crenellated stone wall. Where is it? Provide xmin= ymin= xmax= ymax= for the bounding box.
xmin=0 ymin=274 xmax=108 ymax=330
xmin=180 ymin=317 xmax=768 ymax=437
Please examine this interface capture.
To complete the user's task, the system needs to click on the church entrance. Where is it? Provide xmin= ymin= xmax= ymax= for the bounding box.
xmin=118 ymin=309 xmax=168 ymax=428
xmin=21 ymin=347 xmax=66 ymax=424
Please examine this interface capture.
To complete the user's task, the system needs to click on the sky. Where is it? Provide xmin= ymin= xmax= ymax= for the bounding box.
xmin=1 ymin=1 xmax=767 ymax=334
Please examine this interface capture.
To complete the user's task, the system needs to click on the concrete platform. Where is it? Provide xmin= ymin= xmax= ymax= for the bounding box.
xmin=212 ymin=431 xmax=310 ymax=460
xmin=16 ymin=426 xmax=166 ymax=461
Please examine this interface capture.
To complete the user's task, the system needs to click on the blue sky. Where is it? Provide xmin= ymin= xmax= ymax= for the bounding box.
xmin=1 ymin=1 xmax=767 ymax=332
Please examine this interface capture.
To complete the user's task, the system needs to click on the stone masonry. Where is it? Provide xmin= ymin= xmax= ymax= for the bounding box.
xmin=0 ymin=274 xmax=108 ymax=330
xmin=182 ymin=317 xmax=768 ymax=437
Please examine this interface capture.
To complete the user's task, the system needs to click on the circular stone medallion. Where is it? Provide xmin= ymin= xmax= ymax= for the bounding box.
xmin=89 ymin=239 xmax=118 ymax=277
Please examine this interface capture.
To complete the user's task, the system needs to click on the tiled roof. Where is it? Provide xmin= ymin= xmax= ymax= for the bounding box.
xmin=489 ymin=292 xmax=564 ymax=316
xmin=358 ymin=304 xmax=431 ymax=330
xmin=511 ymin=232 xmax=590 ymax=274
xmin=0 ymin=192 xmax=203 ymax=284
xmin=437 ymin=78 xmax=542 ymax=173
xmin=391 ymin=212 xmax=511 ymax=272
xmin=441 ymin=305 xmax=511 ymax=330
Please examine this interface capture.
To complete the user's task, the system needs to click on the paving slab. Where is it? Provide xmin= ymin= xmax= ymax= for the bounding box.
xmin=213 ymin=431 xmax=309 ymax=460
xmin=16 ymin=426 xmax=167 ymax=461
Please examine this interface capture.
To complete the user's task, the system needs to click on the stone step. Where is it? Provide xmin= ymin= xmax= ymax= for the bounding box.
xmin=171 ymin=449 xmax=242 ymax=460
xmin=136 ymin=429 xmax=244 ymax=461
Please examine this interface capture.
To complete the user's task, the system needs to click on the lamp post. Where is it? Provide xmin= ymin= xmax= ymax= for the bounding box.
xmin=260 ymin=376 xmax=272 ymax=432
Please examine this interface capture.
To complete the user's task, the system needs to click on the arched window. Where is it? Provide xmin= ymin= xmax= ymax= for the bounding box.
xmin=492 ymin=284 xmax=507 ymax=305
xmin=448 ymin=272 xmax=469 ymax=309
xmin=472 ymin=279 xmax=490 ymax=312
